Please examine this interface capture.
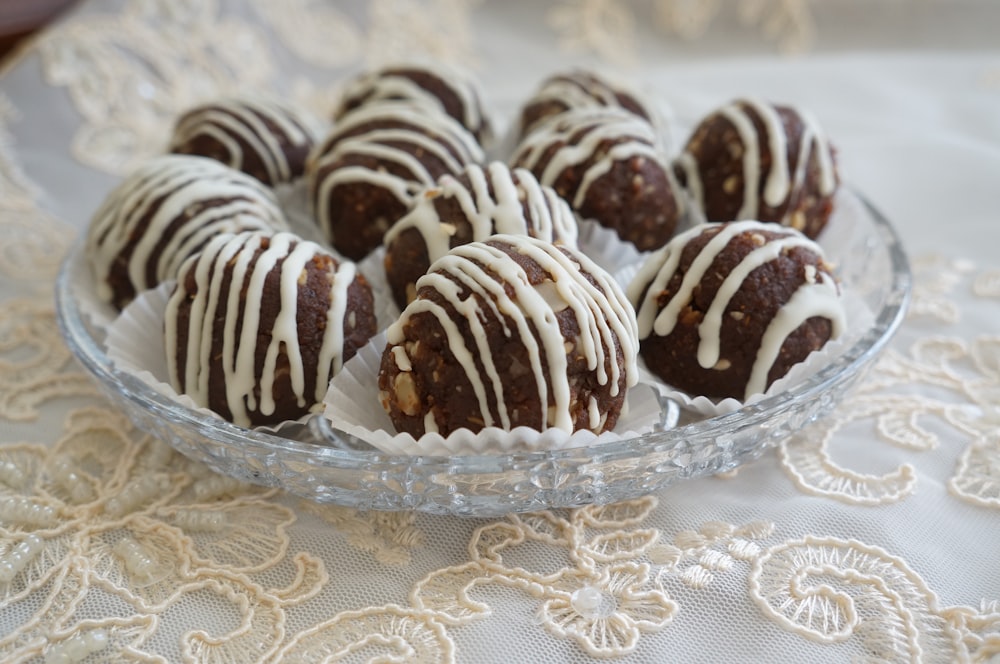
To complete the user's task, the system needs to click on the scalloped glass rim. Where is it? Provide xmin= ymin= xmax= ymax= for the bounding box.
xmin=55 ymin=191 xmax=911 ymax=516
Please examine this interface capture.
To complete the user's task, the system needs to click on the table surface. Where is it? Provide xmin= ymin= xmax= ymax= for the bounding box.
xmin=1 ymin=1 xmax=999 ymax=662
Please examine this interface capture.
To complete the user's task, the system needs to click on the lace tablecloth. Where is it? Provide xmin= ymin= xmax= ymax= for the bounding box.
xmin=2 ymin=2 xmax=999 ymax=662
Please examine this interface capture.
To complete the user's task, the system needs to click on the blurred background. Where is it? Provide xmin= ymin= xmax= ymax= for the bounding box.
xmin=4 ymin=0 xmax=1000 ymax=62
xmin=0 ymin=0 xmax=75 ymax=57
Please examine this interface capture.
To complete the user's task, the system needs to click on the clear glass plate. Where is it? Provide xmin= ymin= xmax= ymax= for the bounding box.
xmin=55 ymin=191 xmax=911 ymax=516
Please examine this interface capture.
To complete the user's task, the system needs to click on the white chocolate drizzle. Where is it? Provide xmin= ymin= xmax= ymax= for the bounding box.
xmin=86 ymin=154 xmax=287 ymax=307
xmin=386 ymin=235 xmax=638 ymax=432
xmin=520 ymin=71 xmax=656 ymax=138
xmin=335 ymin=64 xmax=490 ymax=141
xmin=310 ymin=102 xmax=484 ymax=241
xmin=165 ymin=231 xmax=362 ymax=427
xmin=678 ymin=98 xmax=837 ymax=223
xmin=745 ymin=270 xmax=843 ymax=396
xmin=628 ymin=220 xmax=845 ymax=400
xmin=169 ymin=96 xmax=320 ymax=184
xmin=512 ymin=107 xmax=679 ymax=217
xmin=384 ymin=161 xmax=578 ymax=266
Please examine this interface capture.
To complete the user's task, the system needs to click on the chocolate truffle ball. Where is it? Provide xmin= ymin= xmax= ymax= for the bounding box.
xmin=383 ymin=161 xmax=579 ymax=308
xmin=165 ymin=231 xmax=376 ymax=427
xmin=517 ymin=70 xmax=659 ymax=142
xmin=169 ymin=96 xmax=321 ymax=186
xmin=510 ymin=107 xmax=685 ymax=252
xmin=334 ymin=64 xmax=493 ymax=147
xmin=627 ymin=220 xmax=845 ymax=401
xmin=379 ymin=234 xmax=639 ymax=438
xmin=307 ymin=102 xmax=484 ymax=261
xmin=87 ymin=155 xmax=287 ymax=310
xmin=674 ymin=98 xmax=839 ymax=239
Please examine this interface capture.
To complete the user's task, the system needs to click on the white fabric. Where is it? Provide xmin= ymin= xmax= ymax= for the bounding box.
xmin=1 ymin=2 xmax=999 ymax=662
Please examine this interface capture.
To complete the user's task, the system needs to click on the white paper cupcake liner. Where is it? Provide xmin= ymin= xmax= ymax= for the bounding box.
xmin=97 ymin=184 xmax=880 ymax=446
xmin=68 ymin=245 xmax=122 ymax=334
xmin=273 ymin=179 xmax=330 ymax=249
xmin=575 ymin=217 xmax=646 ymax=287
xmin=355 ymin=246 xmax=401 ymax=333
xmin=105 ymin=282 xmax=320 ymax=435
xmin=323 ymin=331 xmax=670 ymax=456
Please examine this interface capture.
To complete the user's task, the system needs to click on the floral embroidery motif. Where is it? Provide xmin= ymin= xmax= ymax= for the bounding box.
xmin=38 ymin=0 xmax=276 ymax=175
xmin=0 ymin=299 xmax=97 ymax=422
xmin=750 ymin=536 xmax=962 ymax=657
xmin=3 ymin=0 xmax=998 ymax=660
xmin=0 ymin=404 xmax=328 ymax=663
xmin=778 ymin=258 xmax=1000 ymax=508
xmin=300 ymin=500 xmax=425 ymax=566
xmin=414 ymin=499 xmax=710 ymax=657
xmin=950 ymin=436 xmax=1000 ymax=507
xmin=650 ymin=519 xmax=775 ymax=589
xmin=750 ymin=536 xmax=1000 ymax=661
xmin=778 ymin=398 xmax=921 ymax=505
xmin=274 ymin=605 xmax=456 ymax=662
xmin=943 ymin=601 xmax=1000 ymax=662
xmin=37 ymin=0 xmax=482 ymax=178
xmin=541 ymin=561 xmax=676 ymax=656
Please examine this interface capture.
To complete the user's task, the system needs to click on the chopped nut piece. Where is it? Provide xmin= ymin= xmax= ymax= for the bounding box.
xmin=681 ymin=307 xmax=703 ymax=325
xmin=789 ymin=210 xmax=807 ymax=231
xmin=393 ymin=372 xmax=421 ymax=416
xmin=723 ymin=174 xmax=740 ymax=194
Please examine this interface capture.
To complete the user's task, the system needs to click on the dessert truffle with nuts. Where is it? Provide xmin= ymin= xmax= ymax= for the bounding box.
xmin=627 ymin=220 xmax=845 ymax=402
xmin=516 ymin=69 xmax=659 ymax=142
xmin=168 ymin=96 xmax=321 ymax=186
xmin=378 ymin=234 xmax=639 ymax=438
xmin=510 ymin=107 xmax=684 ymax=252
xmin=86 ymin=154 xmax=287 ymax=310
xmin=334 ymin=64 xmax=493 ymax=147
xmin=383 ymin=161 xmax=579 ymax=308
xmin=165 ymin=231 xmax=376 ymax=427
xmin=306 ymin=102 xmax=484 ymax=261
xmin=674 ymin=98 xmax=839 ymax=239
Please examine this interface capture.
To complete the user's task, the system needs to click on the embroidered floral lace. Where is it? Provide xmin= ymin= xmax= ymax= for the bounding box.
xmin=1 ymin=1 xmax=998 ymax=661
